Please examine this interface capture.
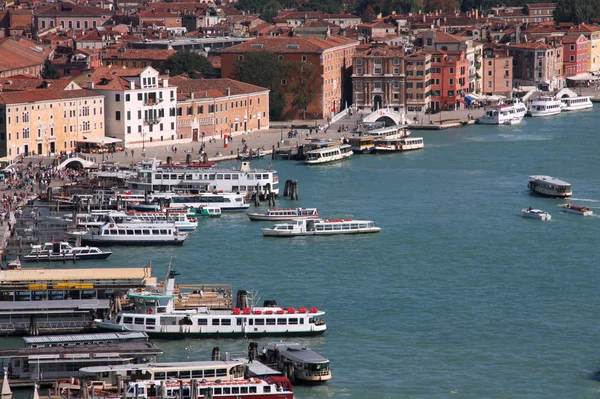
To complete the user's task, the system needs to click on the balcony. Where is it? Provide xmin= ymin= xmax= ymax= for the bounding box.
xmin=143 ymin=117 xmax=161 ymax=125
xmin=144 ymin=98 xmax=163 ymax=106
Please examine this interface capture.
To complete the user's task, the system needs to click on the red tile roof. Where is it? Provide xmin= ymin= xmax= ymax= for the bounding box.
xmin=0 ymin=37 xmax=48 ymax=73
xmin=104 ymin=48 xmax=177 ymax=61
xmin=222 ymin=35 xmax=358 ymax=54
xmin=36 ymin=1 xmax=114 ymax=17
xmin=74 ymin=66 xmax=168 ymax=91
xmin=170 ymin=76 xmax=268 ymax=100
xmin=0 ymin=87 xmax=102 ymax=104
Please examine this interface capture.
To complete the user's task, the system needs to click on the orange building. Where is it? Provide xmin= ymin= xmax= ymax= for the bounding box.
xmin=482 ymin=46 xmax=513 ymax=95
xmin=404 ymin=51 xmax=432 ymax=114
xmin=428 ymin=50 xmax=469 ymax=111
xmin=220 ymin=35 xmax=359 ymax=119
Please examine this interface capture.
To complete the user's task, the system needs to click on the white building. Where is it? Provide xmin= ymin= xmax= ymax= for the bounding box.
xmin=80 ymin=66 xmax=178 ymax=150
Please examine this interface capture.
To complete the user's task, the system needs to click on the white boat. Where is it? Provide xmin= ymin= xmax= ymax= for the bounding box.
xmin=96 ymin=270 xmax=326 ymax=338
xmin=528 ymin=96 xmax=562 ymax=117
xmin=23 ymin=242 xmax=112 ymax=261
xmin=128 ymin=210 xmax=198 ymax=231
xmin=373 ymin=137 xmax=424 ymax=152
xmin=477 ymin=98 xmax=527 ymax=125
xmin=304 ymin=144 xmax=353 ymax=165
xmin=75 ymin=222 xmax=188 ymax=246
xmin=6 ymin=257 xmax=21 ymax=270
xmin=262 ymin=218 xmax=381 ymax=237
xmin=562 ymin=204 xmax=593 ymax=216
xmin=560 ymin=96 xmax=593 ymax=111
xmin=528 ymin=175 xmax=572 ymax=197
xmin=522 ymin=207 xmax=551 ymax=220
xmin=348 ymin=125 xmax=411 ymax=154
xmin=153 ymin=192 xmax=249 ymax=211
xmin=263 ymin=342 xmax=331 ymax=383
xmin=247 ymin=207 xmax=319 ymax=221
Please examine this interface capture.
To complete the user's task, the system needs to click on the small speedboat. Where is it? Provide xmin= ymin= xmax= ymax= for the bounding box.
xmin=562 ymin=204 xmax=593 ymax=216
xmin=522 ymin=208 xmax=551 ymax=220
xmin=6 ymin=257 xmax=21 ymax=270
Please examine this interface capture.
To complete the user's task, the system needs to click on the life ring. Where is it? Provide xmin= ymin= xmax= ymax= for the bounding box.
xmin=147 ymin=308 xmax=153 ymax=314
xmin=109 ymin=223 xmax=115 ymax=228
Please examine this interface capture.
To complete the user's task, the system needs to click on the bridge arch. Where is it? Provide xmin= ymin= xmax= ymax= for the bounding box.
xmin=57 ymin=156 xmax=96 ymax=170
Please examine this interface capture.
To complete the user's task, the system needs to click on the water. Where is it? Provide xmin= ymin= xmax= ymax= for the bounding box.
xmin=7 ymin=108 xmax=600 ymax=398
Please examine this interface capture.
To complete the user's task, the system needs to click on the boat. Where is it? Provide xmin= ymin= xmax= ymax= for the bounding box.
xmin=247 ymin=208 xmax=319 ymax=222
xmin=521 ymin=207 xmax=551 ymax=220
xmin=562 ymin=204 xmax=593 ymax=216
xmin=6 ymin=257 xmax=21 ymax=270
xmin=528 ymin=175 xmax=572 ymax=197
xmin=119 ymin=376 xmax=293 ymax=399
xmin=75 ymin=222 xmax=188 ymax=246
xmin=154 ymin=192 xmax=249 ymax=211
xmin=373 ymin=137 xmax=424 ymax=152
xmin=348 ymin=125 xmax=411 ymax=154
xmin=527 ymin=96 xmax=562 ymax=117
xmin=477 ymin=98 xmax=527 ymax=125
xmin=186 ymin=206 xmax=222 ymax=217
xmin=238 ymin=148 xmax=266 ymax=161
xmin=560 ymin=96 xmax=593 ymax=111
xmin=126 ymin=160 xmax=279 ymax=199
xmin=96 ymin=270 xmax=327 ymax=338
xmin=304 ymin=144 xmax=352 ymax=165
xmin=128 ymin=210 xmax=198 ymax=231
xmin=262 ymin=218 xmax=381 ymax=237
xmin=262 ymin=342 xmax=331 ymax=384
xmin=23 ymin=242 xmax=113 ymax=261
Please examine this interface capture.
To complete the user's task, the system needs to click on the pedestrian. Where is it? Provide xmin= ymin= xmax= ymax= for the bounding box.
xmin=132 ymin=149 xmax=135 ymax=158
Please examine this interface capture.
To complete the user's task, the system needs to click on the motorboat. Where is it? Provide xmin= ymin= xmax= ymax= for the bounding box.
xmin=562 ymin=204 xmax=593 ymax=216
xmin=527 ymin=96 xmax=562 ymax=117
xmin=186 ymin=206 xmax=221 ymax=217
xmin=528 ymin=175 xmax=572 ymax=197
xmin=238 ymin=148 xmax=266 ymax=161
xmin=304 ymin=144 xmax=352 ymax=165
xmin=373 ymin=137 xmax=424 ymax=152
xmin=522 ymin=208 xmax=551 ymax=220
xmin=74 ymin=222 xmax=188 ymax=246
xmin=560 ymin=96 xmax=593 ymax=111
xmin=6 ymin=257 xmax=21 ymax=270
xmin=262 ymin=342 xmax=331 ymax=383
xmin=262 ymin=218 xmax=381 ymax=237
xmin=477 ymin=98 xmax=527 ymax=125
xmin=247 ymin=207 xmax=319 ymax=221
xmin=24 ymin=242 xmax=113 ymax=261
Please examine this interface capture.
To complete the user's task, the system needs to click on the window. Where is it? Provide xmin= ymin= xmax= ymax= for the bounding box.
xmin=570 ymin=44 xmax=575 ymax=51
xmin=126 ymin=94 xmax=130 ymax=101
xmin=449 ymin=78 xmax=454 ymax=85
xmin=116 ymin=111 xmax=121 ymax=120
xmin=374 ymin=81 xmax=382 ymax=89
xmin=281 ymin=79 xmax=287 ymax=85
xmin=488 ymin=81 xmax=492 ymax=88
xmin=393 ymin=58 xmax=400 ymax=65
xmin=488 ymin=71 xmax=492 ymax=76
xmin=406 ymin=82 xmax=413 ymax=88
xmin=449 ymin=67 xmax=454 ymax=74
xmin=115 ymin=94 xmax=121 ymax=102
xmin=237 ymin=55 xmax=244 ymax=61
xmin=301 ymin=55 xmax=307 ymax=62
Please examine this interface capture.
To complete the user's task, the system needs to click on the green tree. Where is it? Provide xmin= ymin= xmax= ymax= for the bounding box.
xmin=425 ymin=0 xmax=459 ymax=12
xmin=361 ymin=5 xmax=377 ymax=21
xmin=285 ymin=61 xmax=319 ymax=120
xmin=235 ymin=0 xmax=280 ymax=22
xmin=41 ymin=59 xmax=60 ymax=80
xmin=299 ymin=0 xmax=344 ymax=14
xmin=554 ymin=0 xmax=600 ymax=24
xmin=234 ymin=51 xmax=286 ymax=120
xmin=164 ymin=50 xmax=213 ymax=77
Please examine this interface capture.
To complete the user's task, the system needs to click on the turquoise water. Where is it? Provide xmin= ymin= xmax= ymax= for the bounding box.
xmin=7 ymin=108 xmax=600 ymax=398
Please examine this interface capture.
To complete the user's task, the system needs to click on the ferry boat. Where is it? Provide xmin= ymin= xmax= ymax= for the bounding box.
xmin=128 ymin=210 xmax=198 ymax=231
xmin=373 ymin=137 xmax=424 ymax=153
xmin=527 ymin=96 xmax=562 ymax=117
xmin=96 ymin=270 xmax=327 ymax=338
xmin=304 ymin=144 xmax=352 ymax=165
xmin=76 ymin=222 xmax=188 ymax=246
xmin=477 ymin=98 xmax=527 ymax=125
xmin=263 ymin=342 xmax=331 ymax=384
xmin=528 ymin=175 xmax=572 ymax=197
xmin=262 ymin=218 xmax=381 ymax=237
xmin=348 ymin=125 xmax=411 ymax=154
xmin=119 ymin=376 xmax=293 ymax=399
xmin=561 ymin=204 xmax=593 ymax=216
xmin=521 ymin=207 xmax=551 ymax=220
xmin=6 ymin=257 xmax=21 ymax=270
xmin=153 ymin=192 xmax=249 ymax=212
xmin=247 ymin=208 xmax=319 ymax=222
xmin=126 ymin=161 xmax=279 ymax=199
xmin=24 ymin=241 xmax=112 ymax=261
xmin=560 ymin=96 xmax=593 ymax=111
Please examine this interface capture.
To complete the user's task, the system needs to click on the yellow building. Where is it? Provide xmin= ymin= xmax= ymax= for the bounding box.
xmin=0 ymin=81 xmax=105 ymax=161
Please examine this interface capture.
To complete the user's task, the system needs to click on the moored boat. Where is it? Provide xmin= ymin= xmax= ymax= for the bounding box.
xmin=187 ymin=206 xmax=222 ymax=217
xmin=262 ymin=218 xmax=381 ymax=237
xmin=522 ymin=207 xmax=551 ymax=220
xmin=528 ymin=175 xmax=572 ymax=197
xmin=75 ymin=223 xmax=188 ymax=246
xmin=262 ymin=342 xmax=331 ymax=384
xmin=562 ymin=204 xmax=593 ymax=216
xmin=477 ymin=98 xmax=527 ymax=125
xmin=560 ymin=96 xmax=593 ymax=111
xmin=247 ymin=208 xmax=319 ymax=222
xmin=373 ymin=137 xmax=424 ymax=152
xmin=527 ymin=96 xmax=562 ymax=117
xmin=24 ymin=242 xmax=113 ymax=261
xmin=304 ymin=144 xmax=352 ymax=165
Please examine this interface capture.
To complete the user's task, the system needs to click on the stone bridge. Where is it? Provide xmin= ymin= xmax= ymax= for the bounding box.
xmin=57 ymin=156 xmax=97 ymax=170
xmin=362 ymin=108 xmax=405 ymax=126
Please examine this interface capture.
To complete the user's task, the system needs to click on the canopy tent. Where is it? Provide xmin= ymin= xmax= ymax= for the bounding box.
xmin=567 ymin=73 xmax=597 ymax=81
xmin=77 ymin=137 xmax=122 ymax=144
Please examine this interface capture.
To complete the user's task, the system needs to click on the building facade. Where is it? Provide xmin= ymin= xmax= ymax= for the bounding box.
xmin=429 ymin=50 xmax=469 ymax=111
xmin=171 ymin=76 xmax=270 ymax=141
xmin=352 ymin=44 xmax=405 ymax=112
xmin=508 ymin=41 xmax=564 ymax=90
xmin=403 ymin=51 xmax=432 ymax=114
xmin=0 ymin=83 xmax=105 ymax=161
xmin=563 ymin=34 xmax=589 ymax=77
xmin=78 ymin=66 xmax=178 ymax=149
xmin=34 ymin=1 xmax=114 ymax=33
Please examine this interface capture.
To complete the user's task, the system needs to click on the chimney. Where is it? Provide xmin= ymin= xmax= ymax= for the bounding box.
xmin=475 ymin=8 xmax=478 ymax=19
xmin=226 ymin=87 xmax=231 ymax=96
xmin=130 ymin=81 xmax=135 ymax=90
xmin=87 ymin=81 xmax=94 ymax=89
xmin=515 ymin=24 xmax=521 ymax=44
xmin=163 ymin=79 xmax=168 ymax=87
xmin=191 ymin=91 xmax=195 ymax=99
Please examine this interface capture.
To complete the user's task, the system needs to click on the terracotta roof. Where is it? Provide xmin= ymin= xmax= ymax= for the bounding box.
xmin=508 ymin=41 xmax=553 ymax=50
xmin=0 ymin=77 xmax=72 ymax=91
xmin=562 ymin=33 xmax=587 ymax=44
xmin=355 ymin=44 xmax=404 ymax=57
xmin=73 ymin=66 xmax=169 ymax=91
xmin=35 ymin=1 xmax=114 ymax=17
xmin=0 ymin=37 xmax=48 ymax=73
xmin=570 ymin=23 xmax=600 ymax=33
xmin=222 ymin=35 xmax=358 ymax=54
xmin=526 ymin=3 xmax=556 ymax=8
xmin=169 ymin=76 xmax=267 ymax=100
xmin=0 ymin=87 xmax=101 ymax=104
xmin=104 ymin=48 xmax=177 ymax=61
xmin=432 ymin=30 xmax=465 ymax=43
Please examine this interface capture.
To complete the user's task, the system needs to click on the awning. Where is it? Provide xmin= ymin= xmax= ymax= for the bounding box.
xmin=567 ymin=73 xmax=597 ymax=81
xmin=78 ymin=137 xmax=122 ymax=144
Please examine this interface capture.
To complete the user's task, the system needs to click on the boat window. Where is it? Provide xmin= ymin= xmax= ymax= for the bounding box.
xmin=204 ymin=369 xmax=215 ymax=377
xmin=119 ymin=229 xmax=126 ymax=235
xmin=241 ymin=387 xmax=249 ymax=394
xmin=240 ymin=186 xmax=246 ymax=191
xmin=198 ymin=318 xmax=208 ymax=325
xmin=186 ymin=174 xmax=193 ymax=180
xmin=209 ymin=174 xmax=215 ymax=179
xmin=232 ymin=174 xmax=239 ymax=179
xmin=146 ymin=318 xmax=156 ymax=325
xmin=256 ymin=174 xmax=262 ymax=180
xmin=216 ymin=174 xmax=223 ymax=179
xmin=160 ymin=230 xmax=168 ymax=235
xmin=143 ymin=230 xmax=150 ymax=235
xmin=212 ymin=319 xmax=220 ymax=325
xmin=221 ymin=318 xmax=231 ymax=325
xmin=266 ymin=318 xmax=276 ymax=325
xmin=127 ymin=230 xmax=134 ymax=235
xmin=191 ymin=370 xmax=203 ymax=378
xmin=224 ymin=174 xmax=231 ymax=180
xmin=222 ymin=387 xmax=231 ymax=394
xmin=264 ymin=386 xmax=271 ymax=393
xmin=333 ymin=225 xmax=342 ymax=230
xmin=359 ymin=224 xmax=367 ymax=228
xmin=179 ymin=370 xmax=191 ymax=379
xmin=152 ymin=230 xmax=160 ymax=235
xmin=170 ymin=174 xmax=177 ymax=179
xmin=216 ymin=368 xmax=227 ymax=377
xmin=167 ymin=371 xmax=178 ymax=379
xmin=247 ymin=174 xmax=253 ymax=179
xmin=325 ymin=225 xmax=333 ymax=231
xmin=249 ymin=386 xmax=257 ymax=393
xmin=231 ymin=387 xmax=239 ymax=394
xmin=134 ymin=229 xmax=142 ymax=235
xmin=214 ymin=388 xmax=222 ymax=395
xmin=154 ymin=372 xmax=165 ymax=379
xmin=255 ymin=319 xmax=264 ymax=325
xmin=300 ymin=318 xmax=304 ymax=324
xmin=277 ymin=318 xmax=287 ymax=325
xmin=288 ymin=318 xmax=298 ymax=325
xmin=123 ymin=317 xmax=133 ymax=324
xmin=178 ymin=174 xmax=184 ymax=179
xmin=134 ymin=318 xmax=144 ymax=325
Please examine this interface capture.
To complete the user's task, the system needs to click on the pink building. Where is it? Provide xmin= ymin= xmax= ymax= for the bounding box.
xmin=562 ymin=34 xmax=588 ymax=77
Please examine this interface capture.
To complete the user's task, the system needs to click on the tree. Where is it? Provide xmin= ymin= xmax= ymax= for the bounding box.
xmin=164 ymin=50 xmax=213 ymax=77
xmin=234 ymin=51 xmax=286 ymax=120
xmin=299 ymin=0 xmax=344 ymax=14
xmin=236 ymin=0 xmax=280 ymax=23
xmin=554 ymin=0 xmax=600 ymax=24
xmin=361 ymin=5 xmax=377 ymax=22
xmin=41 ymin=59 xmax=60 ymax=80
xmin=285 ymin=61 xmax=319 ymax=120
xmin=425 ymin=0 xmax=459 ymax=12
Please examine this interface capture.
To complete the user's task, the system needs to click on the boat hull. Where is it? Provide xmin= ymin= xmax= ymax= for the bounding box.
xmin=305 ymin=153 xmax=352 ymax=165
xmin=562 ymin=207 xmax=593 ymax=216
xmin=23 ymin=252 xmax=112 ymax=261
xmin=262 ymin=228 xmax=381 ymax=237
xmin=521 ymin=210 xmax=551 ymax=220
xmin=248 ymin=215 xmax=318 ymax=222
xmin=80 ymin=237 xmax=185 ymax=246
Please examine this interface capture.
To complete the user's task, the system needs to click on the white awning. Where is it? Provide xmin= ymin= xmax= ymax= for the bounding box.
xmin=78 ymin=137 xmax=122 ymax=144
xmin=567 ymin=73 xmax=597 ymax=81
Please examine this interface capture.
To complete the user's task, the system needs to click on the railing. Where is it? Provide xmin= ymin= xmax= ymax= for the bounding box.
xmin=144 ymin=98 xmax=163 ymax=106
xmin=144 ymin=117 xmax=161 ymax=125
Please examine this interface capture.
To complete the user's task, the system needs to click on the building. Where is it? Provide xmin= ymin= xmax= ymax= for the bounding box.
xmin=221 ymin=35 xmax=359 ymax=119
xmin=562 ymin=34 xmax=589 ymax=77
xmin=481 ymin=47 xmax=513 ymax=95
xmin=428 ymin=50 xmax=469 ymax=111
xmin=508 ymin=41 xmax=564 ymax=90
xmin=34 ymin=1 xmax=115 ymax=33
xmin=0 ymin=36 xmax=50 ymax=78
xmin=103 ymin=48 xmax=177 ymax=72
xmin=170 ymin=76 xmax=269 ymax=141
xmin=491 ymin=3 xmax=556 ymax=24
xmin=357 ymin=20 xmax=398 ymax=40
xmin=0 ymin=82 xmax=105 ymax=161
xmin=569 ymin=24 xmax=600 ymax=72
xmin=403 ymin=50 xmax=432 ymax=114
xmin=75 ymin=66 xmax=178 ymax=150
xmin=352 ymin=43 xmax=405 ymax=112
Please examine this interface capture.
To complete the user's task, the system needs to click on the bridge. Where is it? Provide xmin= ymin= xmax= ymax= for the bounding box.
xmin=362 ymin=108 xmax=405 ymax=126
xmin=57 ymin=156 xmax=97 ymax=170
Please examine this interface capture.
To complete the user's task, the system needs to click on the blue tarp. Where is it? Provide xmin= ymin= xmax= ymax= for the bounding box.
xmin=465 ymin=95 xmax=476 ymax=105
